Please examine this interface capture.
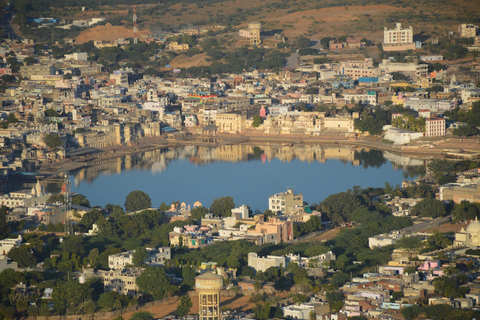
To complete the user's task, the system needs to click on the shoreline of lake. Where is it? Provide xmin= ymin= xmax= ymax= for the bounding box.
xmin=38 ymin=133 xmax=480 ymax=178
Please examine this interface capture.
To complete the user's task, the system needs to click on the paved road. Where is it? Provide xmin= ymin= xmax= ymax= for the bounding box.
xmin=284 ymin=51 xmax=299 ymax=70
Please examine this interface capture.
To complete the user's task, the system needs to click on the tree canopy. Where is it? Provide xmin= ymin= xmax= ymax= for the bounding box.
xmin=124 ymin=190 xmax=152 ymax=212
xmin=412 ymin=198 xmax=447 ymax=218
xmin=136 ymin=266 xmax=177 ymax=300
xmin=210 ymin=196 xmax=235 ymax=217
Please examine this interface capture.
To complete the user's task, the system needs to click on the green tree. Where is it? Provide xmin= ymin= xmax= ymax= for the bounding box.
xmin=297 ymin=37 xmax=311 ymax=48
xmin=433 ymin=276 xmax=466 ymax=298
xmin=428 ymin=159 xmax=454 ymax=182
xmin=254 ymin=303 xmax=271 ymax=320
xmin=7 ymin=246 xmax=37 ymax=268
xmin=425 ymin=231 xmax=452 ymax=251
xmin=0 ymin=206 xmax=10 ymax=239
xmin=176 ymin=296 xmax=193 ymax=317
xmin=401 ymin=305 xmax=424 ymax=320
xmin=45 ymin=108 xmax=59 ymax=117
xmin=159 ymin=202 xmax=170 ymax=212
xmin=326 ymin=291 xmax=343 ymax=312
xmin=72 ymin=195 xmax=90 ymax=207
xmin=182 ymin=264 xmax=196 ymax=288
xmin=7 ymin=113 xmax=18 ymax=123
xmin=79 ymin=209 xmax=103 ymax=230
xmin=124 ymin=190 xmax=152 ymax=212
xmin=130 ymin=311 xmax=154 ymax=320
xmin=412 ymin=198 xmax=447 ymax=218
xmin=210 ymin=196 xmax=235 ymax=217
xmin=47 ymin=193 xmax=65 ymax=204
xmin=133 ymin=247 xmax=148 ymax=267
xmin=24 ymin=56 xmax=35 ymax=66
xmin=43 ymin=133 xmax=63 ymax=150
xmin=136 ymin=266 xmax=177 ymax=299
xmin=252 ymin=115 xmax=264 ymax=127
xmin=292 ymin=293 xmax=308 ymax=305
xmin=452 ymin=201 xmax=480 ymax=222
xmin=52 ymin=280 xmax=92 ymax=315
xmin=321 ymin=192 xmax=362 ymax=224
xmin=453 ymin=125 xmax=479 ymax=137
xmin=191 ymin=206 xmax=209 ymax=220
xmin=97 ymin=291 xmax=122 ymax=311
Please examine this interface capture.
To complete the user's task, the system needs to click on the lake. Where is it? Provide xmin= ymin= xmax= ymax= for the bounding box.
xmin=69 ymin=144 xmax=426 ymax=211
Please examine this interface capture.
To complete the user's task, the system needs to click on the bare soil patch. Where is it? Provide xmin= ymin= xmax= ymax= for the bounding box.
xmin=304 ymin=227 xmax=342 ymax=242
xmin=74 ymin=23 xmax=150 ymax=44
xmin=118 ymin=294 xmax=257 ymax=320
xmin=264 ymin=5 xmax=410 ymax=38
xmin=166 ymin=53 xmax=211 ymax=69
xmin=420 ymin=223 xmax=468 ymax=234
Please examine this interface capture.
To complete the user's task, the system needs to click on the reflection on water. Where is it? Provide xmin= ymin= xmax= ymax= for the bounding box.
xmin=70 ymin=145 xmax=427 ymax=187
xmin=68 ymin=145 xmax=426 ymax=211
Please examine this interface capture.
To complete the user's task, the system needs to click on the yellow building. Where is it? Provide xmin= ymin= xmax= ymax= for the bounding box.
xmin=168 ymin=42 xmax=190 ymax=51
xmin=215 ymin=113 xmax=246 ymax=133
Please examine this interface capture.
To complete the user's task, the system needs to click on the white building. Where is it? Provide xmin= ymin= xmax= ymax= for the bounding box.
xmin=282 ymin=304 xmax=315 ymax=320
xmin=0 ymin=235 xmax=22 ymax=256
xmin=231 ymin=204 xmax=249 ymax=219
xmin=383 ymin=126 xmax=424 ymax=145
xmin=404 ymin=98 xmax=452 ymax=112
xmin=369 ymin=231 xmax=402 ymax=249
xmin=268 ymin=189 xmax=303 ymax=215
xmin=64 ymin=52 xmax=88 ymax=62
xmin=378 ymin=59 xmax=428 ymax=79
xmin=248 ymin=252 xmax=286 ymax=272
xmin=343 ymin=92 xmax=377 ymax=105
xmin=384 ymin=23 xmax=413 ymax=44
xmin=108 ymin=247 xmax=171 ymax=269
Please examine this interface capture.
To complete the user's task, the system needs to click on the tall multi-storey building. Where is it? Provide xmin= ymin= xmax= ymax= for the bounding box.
xmin=383 ymin=23 xmax=415 ymax=51
xmin=384 ymin=23 xmax=413 ymax=44
xmin=268 ymin=189 xmax=303 ymax=214
xmin=425 ymin=118 xmax=446 ymax=137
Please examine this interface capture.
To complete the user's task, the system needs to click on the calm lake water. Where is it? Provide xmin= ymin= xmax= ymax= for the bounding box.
xmin=69 ymin=145 xmax=426 ymax=211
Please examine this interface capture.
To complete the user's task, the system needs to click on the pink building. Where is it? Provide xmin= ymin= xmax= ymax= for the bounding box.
xmin=259 ymin=105 xmax=267 ymax=118
xmin=329 ymin=41 xmax=344 ymax=50
xmin=418 ymin=260 xmax=440 ymax=271
xmin=249 ymin=217 xmax=293 ymax=243
xmin=184 ymin=225 xmax=199 ymax=232
xmin=425 ymin=118 xmax=445 ymax=137
xmin=0 ymin=68 xmax=12 ymax=75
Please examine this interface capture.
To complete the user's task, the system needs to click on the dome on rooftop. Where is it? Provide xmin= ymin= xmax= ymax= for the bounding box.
xmin=466 ymin=218 xmax=480 ymax=234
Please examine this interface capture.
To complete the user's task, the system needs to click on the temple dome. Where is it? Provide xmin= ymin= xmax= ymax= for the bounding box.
xmin=466 ymin=218 xmax=480 ymax=235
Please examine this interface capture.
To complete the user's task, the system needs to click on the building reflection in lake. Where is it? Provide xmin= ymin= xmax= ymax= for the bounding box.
xmin=70 ymin=145 xmax=425 ymax=187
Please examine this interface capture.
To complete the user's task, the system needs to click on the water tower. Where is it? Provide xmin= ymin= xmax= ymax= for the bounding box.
xmin=248 ymin=22 xmax=261 ymax=46
xmin=195 ymin=272 xmax=223 ymax=320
